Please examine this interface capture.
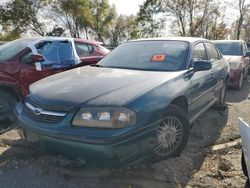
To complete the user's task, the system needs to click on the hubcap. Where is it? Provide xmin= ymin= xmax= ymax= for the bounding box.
xmin=154 ymin=117 xmax=183 ymax=156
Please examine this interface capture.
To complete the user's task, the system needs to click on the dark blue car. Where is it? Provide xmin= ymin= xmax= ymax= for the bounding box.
xmin=15 ymin=37 xmax=229 ymax=167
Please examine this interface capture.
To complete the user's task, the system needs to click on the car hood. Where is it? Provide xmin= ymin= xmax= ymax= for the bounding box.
xmin=224 ymin=55 xmax=242 ymax=63
xmin=30 ymin=66 xmax=184 ymax=108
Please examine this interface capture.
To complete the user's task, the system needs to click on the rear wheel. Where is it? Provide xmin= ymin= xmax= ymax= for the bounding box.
xmin=0 ymin=90 xmax=17 ymax=133
xmin=152 ymin=104 xmax=190 ymax=161
xmin=236 ymin=71 xmax=244 ymax=90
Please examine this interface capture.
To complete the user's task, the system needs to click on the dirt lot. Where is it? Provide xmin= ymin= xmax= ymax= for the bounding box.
xmin=0 ymin=77 xmax=250 ymax=188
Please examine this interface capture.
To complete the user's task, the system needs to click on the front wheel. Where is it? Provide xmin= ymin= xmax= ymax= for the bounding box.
xmin=152 ymin=104 xmax=190 ymax=161
xmin=244 ymin=69 xmax=248 ymax=80
xmin=215 ymin=81 xmax=227 ymax=110
xmin=236 ymin=71 xmax=244 ymax=90
xmin=0 ymin=90 xmax=17 ymax=133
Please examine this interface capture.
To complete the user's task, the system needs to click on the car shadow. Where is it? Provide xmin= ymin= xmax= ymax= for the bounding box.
xmin=0 ymin=106 xmax=230 ymax=188
xmin=226 ymin=75 xmax=250 ymax=103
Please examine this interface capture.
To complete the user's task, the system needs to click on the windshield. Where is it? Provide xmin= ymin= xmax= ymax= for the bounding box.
xmin=213 ymin=42 xmax=242 ymax=56
xmin=0 ymin=39 xmax=33 ymax=61
xmin=98 ymin=41 xmax=189 ymax=71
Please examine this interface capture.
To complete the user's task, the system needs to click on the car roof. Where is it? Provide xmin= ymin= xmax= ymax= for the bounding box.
xmin=129 ymin=37 xmax=209 ymax=44
xmin=15 ymin=37 xmax=101 ymax=46
xmin=211 ymin=40 xmax=244 ymax=43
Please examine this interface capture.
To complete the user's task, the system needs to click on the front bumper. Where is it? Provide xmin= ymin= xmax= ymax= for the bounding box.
xmin=228 ymin=69 xmax=241 ymax=87
xmin=15 ymin=103 xmax=160 ymax=167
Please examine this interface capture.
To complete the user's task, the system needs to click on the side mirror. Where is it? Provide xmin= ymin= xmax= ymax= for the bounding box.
xmin=193 ymin=60 xmax=212 ymax=71
xmin=29 ymin=54 xmax=45 ymax=63
xmin=246 ymin=51 xmax=250 ymax=57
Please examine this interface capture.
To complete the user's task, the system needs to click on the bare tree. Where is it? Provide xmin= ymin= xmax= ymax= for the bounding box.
xmin=236 ymin=0 xmax=249 ymax=40
xmin=164 ymin=0 xmax=220 ymax=37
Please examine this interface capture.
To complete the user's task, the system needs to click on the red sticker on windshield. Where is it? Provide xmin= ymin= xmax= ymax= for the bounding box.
xmin=152 ymin=54 xmax=166 ymax=62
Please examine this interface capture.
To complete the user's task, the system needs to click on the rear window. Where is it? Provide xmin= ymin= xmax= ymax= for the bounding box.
xmin=213 ymin=42 xmax=242 ymax=56
xmin=98 ymin=41 xmax=189 ymax=71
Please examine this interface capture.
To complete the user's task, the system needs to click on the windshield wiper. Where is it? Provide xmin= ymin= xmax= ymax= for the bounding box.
xmin=90 ymin=64 xmax=104 ymax=67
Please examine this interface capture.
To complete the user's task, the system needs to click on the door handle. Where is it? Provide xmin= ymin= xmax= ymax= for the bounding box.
xmin=210 ymin=71 xmax=214 ymax=76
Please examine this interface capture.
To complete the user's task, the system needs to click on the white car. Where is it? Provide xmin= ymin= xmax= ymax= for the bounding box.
xmin=239 ymin=118 xmax=250 ymax=180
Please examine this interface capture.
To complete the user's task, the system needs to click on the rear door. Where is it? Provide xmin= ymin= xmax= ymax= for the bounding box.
xmin=74 ymin=42 xmax=101 ymax=66
xmin=204 ymin=42 xmax=224 ymax=100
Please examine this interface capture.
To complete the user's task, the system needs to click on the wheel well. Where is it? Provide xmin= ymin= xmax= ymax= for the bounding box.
xmin=0 ymin=85 xmax=22 ymax=101
xmin=170 ymin=96 xmax=188 ymax=113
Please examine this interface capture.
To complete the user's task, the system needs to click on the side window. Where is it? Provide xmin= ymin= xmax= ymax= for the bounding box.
xmin=193 ymin=42 xmax=207 ymax=61
xmin=20 ymin=49 xmax=33 ymax=64
xmin=205 ymin=42 xmax=220 ymax=61
xmin=75 ymin=42 xmax=94 ymax=56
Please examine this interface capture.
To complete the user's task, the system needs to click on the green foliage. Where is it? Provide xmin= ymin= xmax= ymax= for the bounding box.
xmin=0 ymin=0 xmax=46 ymax=36
xmin=1 ymin=0 xmax=246 ymax=43
xmin=89 ymin=0 xmax=117 ymax=42
xmin=132 ymin=0 xmax=165 ymax=38
xmin=53 ymin=0 xmax=93 ymax=38
xmin=0 ymin=28 xmax=21 ymax=41
xmin=46 ymin=26 xmax=65 ymax=36
xmin=108 ymin=15 xmax=136 ymax=47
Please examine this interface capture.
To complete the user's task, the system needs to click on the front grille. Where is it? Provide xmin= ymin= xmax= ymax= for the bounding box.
xmin=22 ymin=98 xmax=67 ymax=123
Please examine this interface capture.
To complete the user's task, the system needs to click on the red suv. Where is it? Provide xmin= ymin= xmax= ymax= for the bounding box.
xmin=0 ymin=37 xmax=109 ymax=131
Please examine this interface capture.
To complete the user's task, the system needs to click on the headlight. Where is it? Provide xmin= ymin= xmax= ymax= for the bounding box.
xmin=229 ymin=62 xmax=240 ymax=70
xmin=72 ymin=107 xmax=136 ymax=128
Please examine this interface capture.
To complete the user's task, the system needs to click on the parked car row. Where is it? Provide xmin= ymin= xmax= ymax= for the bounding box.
xmin=0 ymin=36 xmax=249 ymax=167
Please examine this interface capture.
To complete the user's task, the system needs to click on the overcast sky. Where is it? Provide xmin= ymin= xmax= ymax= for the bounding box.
xmin=109 ymin=0 xmax=145 ymax=16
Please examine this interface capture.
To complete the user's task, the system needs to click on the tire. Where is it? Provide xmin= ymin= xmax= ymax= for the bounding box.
xmin=215 ymin=81 xmax=227 ymax=110
xmin=0 ymin=90 xmax=17 ymax=133
xmin=151 ymin=104 xmax=190 ymax=161
xmin=242 ymin=151 xmax=248 ymax=177
xmin=236 ymin=71 xmax=244 ymax=90
xmin=244 ymin=69 xmax=248 ymax=80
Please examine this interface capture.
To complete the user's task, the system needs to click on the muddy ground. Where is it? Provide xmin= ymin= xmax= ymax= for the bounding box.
xmin=0 ymin=77 xmax=250 ymax=188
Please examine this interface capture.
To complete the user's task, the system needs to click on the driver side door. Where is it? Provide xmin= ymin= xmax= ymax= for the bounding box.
xmin=188 ymin=42 xmax=214 ymax=122
xmin=18 ymin=49 xmax=45 ymax=96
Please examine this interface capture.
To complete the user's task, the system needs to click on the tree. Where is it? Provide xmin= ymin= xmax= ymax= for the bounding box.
xmin=132 ymin=0 xmax=165 ymax=38
xmin=235 ymin=0 xmax=250 ymax=40
xmin=108 ymin=15 xmax=136 ymax=47
xmin=164 ymin=0 xmax=219 ymax=37
xmin=50 ymin=0 xmax=93 ymax=38
xmin=0 ymin=28 xmax=21 ymax=41
xmin=46 ymin=26 xmax=65 ymax=36
xmin=196 ymin=3 xmax=229 ymax=40
xmin=89 ymin=0 xmax=117 ymax=42
xmin=241 ymin=13 xmax=250 ymax=42
xmin=0 ymin=0 xmax=47 ymax=36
